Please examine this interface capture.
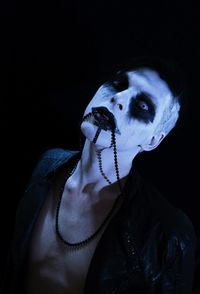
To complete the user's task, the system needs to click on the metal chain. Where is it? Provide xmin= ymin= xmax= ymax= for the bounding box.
xmin=56 ymin=129 xmax=122 ymax=248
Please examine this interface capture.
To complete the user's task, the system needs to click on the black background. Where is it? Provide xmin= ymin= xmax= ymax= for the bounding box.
xmin=1 ymin=0 xmax=200 ymax=255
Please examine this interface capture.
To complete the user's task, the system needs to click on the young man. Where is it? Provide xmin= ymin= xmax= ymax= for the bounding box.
xmin=3 ymin=57 xmax=197 ymax=293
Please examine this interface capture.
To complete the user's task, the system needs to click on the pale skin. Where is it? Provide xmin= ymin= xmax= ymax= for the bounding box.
xmin=79 ymin=68 xmax=173 ymax=189
xmin=26 ymin=68 xmax=175 ymax=294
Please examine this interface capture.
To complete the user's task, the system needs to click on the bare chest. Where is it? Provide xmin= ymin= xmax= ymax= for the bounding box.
xmin=25 ymin=188 xmax=106 ymax=294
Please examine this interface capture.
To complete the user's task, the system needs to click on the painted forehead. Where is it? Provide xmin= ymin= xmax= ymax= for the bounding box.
xmin=126 ymin=68 xmax=173 ymax=101
xmin=110 ymin=68 xmax=173 ymax=124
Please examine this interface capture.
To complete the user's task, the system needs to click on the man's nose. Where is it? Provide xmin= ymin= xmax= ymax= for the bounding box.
xmin=110 ymin=95 xmax=125 ymax=111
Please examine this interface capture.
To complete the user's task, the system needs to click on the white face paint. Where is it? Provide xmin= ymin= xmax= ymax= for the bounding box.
xmin=81 ymin=68 xmax=173 ymax=154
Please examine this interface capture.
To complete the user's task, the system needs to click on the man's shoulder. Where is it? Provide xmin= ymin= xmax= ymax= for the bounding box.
xmin=137 ymin=176 xmax=196 ymax=243
xmin=38 ymin=148 xmax=78 ymax=161
xmin=30 ymin=148 xmax=79 ymax=181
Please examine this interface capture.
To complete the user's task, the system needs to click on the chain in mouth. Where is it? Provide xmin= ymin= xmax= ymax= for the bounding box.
xmin=83 ymin=107 xmax=120 ymax=134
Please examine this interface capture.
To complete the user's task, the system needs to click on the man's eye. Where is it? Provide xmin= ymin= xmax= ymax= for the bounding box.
xmin=138 ymin=100 xmax=149 ymax=111
xmin=128 ymin=93 xmax=156 ymax=124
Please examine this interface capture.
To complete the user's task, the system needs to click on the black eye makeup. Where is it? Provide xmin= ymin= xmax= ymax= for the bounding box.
xmin=128 ymin=92 xmax=156 ymax=123
xmin=106 ymin=72 xmax=129 ymax=92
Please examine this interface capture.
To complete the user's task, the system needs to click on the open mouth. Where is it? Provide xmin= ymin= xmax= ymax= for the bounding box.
xmin=83 ymin=107 xmax=120 ymax=134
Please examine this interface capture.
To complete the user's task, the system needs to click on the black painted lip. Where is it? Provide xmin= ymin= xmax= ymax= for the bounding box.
xmin=92 ymin=106 xmax=120 ymax=133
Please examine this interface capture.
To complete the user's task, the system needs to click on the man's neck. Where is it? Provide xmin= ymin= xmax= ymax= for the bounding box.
xmin=66 ymin=139 xmax=138 ymax=197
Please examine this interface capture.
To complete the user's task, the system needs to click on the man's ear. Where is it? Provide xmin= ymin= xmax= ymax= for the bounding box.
xmin=141 ymin=132 xmax=166 ymax=152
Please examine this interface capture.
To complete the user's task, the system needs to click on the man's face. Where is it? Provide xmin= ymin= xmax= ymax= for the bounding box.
xmin=81 ymin=68 xmax=173 ymax=153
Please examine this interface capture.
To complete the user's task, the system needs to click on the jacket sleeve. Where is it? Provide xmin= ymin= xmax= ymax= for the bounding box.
xmin=158 ymin=213 xmax=196 ymax=293
xmin=193 ymin=226 xmax=200 ymax=294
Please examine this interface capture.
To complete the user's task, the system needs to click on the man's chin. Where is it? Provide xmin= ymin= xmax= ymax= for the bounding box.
xmin=80 ymin=123 xmax=112 ymax=148
xmin=81 ymin=120 xmax=96 ymax=137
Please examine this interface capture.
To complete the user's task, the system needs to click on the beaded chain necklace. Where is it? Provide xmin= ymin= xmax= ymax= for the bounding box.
xmin=55 ymin=129 xmax=123 ymax=248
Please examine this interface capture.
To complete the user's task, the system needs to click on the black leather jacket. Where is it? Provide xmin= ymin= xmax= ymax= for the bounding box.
xmin=2 ymin=149 xmax=197 ymax=293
